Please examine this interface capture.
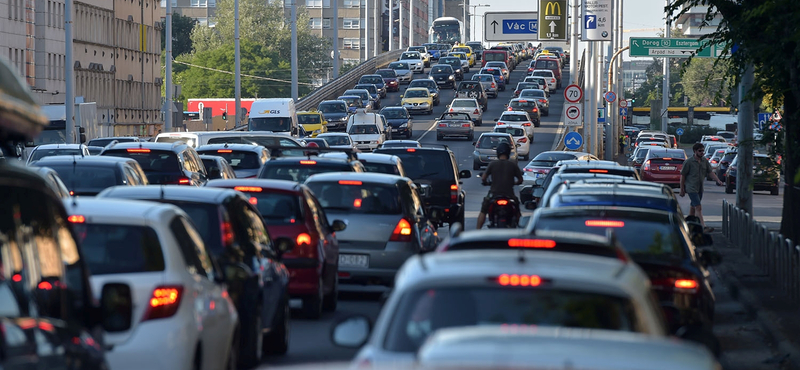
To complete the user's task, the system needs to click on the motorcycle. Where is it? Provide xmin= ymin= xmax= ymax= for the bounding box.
xmin=481 ymin=177 xmax=520 ymax=228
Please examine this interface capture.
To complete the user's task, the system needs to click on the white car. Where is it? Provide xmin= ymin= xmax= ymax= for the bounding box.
xmin=318 ymin=132 xmax=358 ymax=151
xmin=64 ymin=198 xmax=239 ymax=370
xmin=26 ymin=143 xmax=91 ymax=165
xmin=447 ymin=98 xmax=483 ymax=125
xmin=399 ymin=51 xmax=425 ymax=73
xmin=348 ymin=123 xmax=384 ymax=152
xmin=495 ymin=111 xmax=535 ymax=140
xmin=493 ymin=124 xmax=531 ymax=160
xmin=524 ymin=75 xmax=550 ymax=93
xmin=406 ymin=46 xmax=431 ymax=67
xmin=531 ymin=69 xmax=557 ymax=91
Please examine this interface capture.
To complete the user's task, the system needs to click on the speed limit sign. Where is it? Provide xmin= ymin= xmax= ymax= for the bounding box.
xmin=619 ymin=99 xmax=628 ymax=108
xmin=564 ymin=84 xmax=583 ymax=103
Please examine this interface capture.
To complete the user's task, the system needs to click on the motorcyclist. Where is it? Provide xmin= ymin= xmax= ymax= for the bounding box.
xmin=476 ymin=142 xmax=523 ymax=229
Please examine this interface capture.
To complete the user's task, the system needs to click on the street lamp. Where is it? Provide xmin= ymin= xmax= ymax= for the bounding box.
xmin=470 ymin=4 xmax=489 ymax=41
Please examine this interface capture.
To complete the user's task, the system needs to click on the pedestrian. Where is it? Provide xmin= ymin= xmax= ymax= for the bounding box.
xmin=618 ymin=134 xmax=626 ymax=154
xmin=680 ymin=143 xmax=724 ymax=233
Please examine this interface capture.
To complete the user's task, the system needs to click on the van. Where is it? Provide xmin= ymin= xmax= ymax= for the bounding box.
xmin=482 ymin=50 xmax=513 ymax=69
xmin=346 ymin=111 xmax=388 ymax=138
xmin=248 ymin=98 xmax=298 ymax=136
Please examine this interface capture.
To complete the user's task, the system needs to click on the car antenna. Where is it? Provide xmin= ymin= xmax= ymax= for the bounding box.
xmin=71 ymin=155 xmax=78 ymax=206
xmin=160 ymin=184 xmax=165 ymax=200
xmin=518 ymin=248 xmax=526 ymax=263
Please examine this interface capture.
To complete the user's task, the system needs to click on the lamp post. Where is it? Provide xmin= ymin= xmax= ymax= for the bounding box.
xmin=469 ymin=4 xmax=489 ymax=41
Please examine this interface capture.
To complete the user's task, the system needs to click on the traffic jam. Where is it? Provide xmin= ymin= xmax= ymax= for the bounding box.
xmin=3 ymin=41 xmax=730 ymax=370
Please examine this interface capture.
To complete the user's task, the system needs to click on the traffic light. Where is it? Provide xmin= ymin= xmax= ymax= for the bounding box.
xmin=222 ymin=111 xmax=228 ymax=120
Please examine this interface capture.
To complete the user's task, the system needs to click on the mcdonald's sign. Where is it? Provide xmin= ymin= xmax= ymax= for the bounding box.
xmin=537 ymin=0 xmax=566 ymax=41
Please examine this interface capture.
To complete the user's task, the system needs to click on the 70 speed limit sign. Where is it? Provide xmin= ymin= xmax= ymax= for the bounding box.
xmin=564 ymin=84 xmax=583 ymax=103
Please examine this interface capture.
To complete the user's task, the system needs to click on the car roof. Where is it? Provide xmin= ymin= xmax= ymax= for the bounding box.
xmin=63 ymin=197 xmax=181 ymax=227
xmin=104 ymin=141 xmax=189 ymax=151
xmin=205 ymin=178 xmax=303 ymax=192
xmin=319 ymin=152 xmax=399 ymax=164
xmin=34 ymin=155 xmax=134 ymax=165
xmin=33 ymin=144 xmax=85 ymax=149
xmin=479 ymin=132 xmax=513 ymax=137
xmin=196 ymin=143 xmax=264 ymax=152
xmin=319 ymin=100 xmax=346 ymax=105
xmin=448 ymin=228 xmax=611 ymax=246
xmin=265 ymin=156 xmax=352 ymax=165
xmin=405 ymin=87 xmax=429 ymax=91
xmin=500 ymin=111 xmax=528 ymax=115
xmin=304 ymin=171 xmax=408 ymax=185
xmin=99 ymin=185 xmax=242 ymax=204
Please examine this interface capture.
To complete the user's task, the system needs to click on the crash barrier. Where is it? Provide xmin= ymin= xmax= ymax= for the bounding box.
xmin=722 ymin=199 xmax=800 ymax=302
xmin=228 ymin=50 xmax=404 ymax=130
xmin=554 ymin=51 xmax=586 ymax=151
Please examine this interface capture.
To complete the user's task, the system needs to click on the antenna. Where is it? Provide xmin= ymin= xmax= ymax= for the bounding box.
xmin=71 ymin=155 xmax=78 ymax=206
xmin=160 ymin=184 xmax=165 ymax=200
xmin=517 ymin=248 xmax=526 ymax=263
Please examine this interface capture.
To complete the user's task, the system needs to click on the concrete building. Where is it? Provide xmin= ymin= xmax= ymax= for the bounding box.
xmin=158 ymin=0 xmax=215 ymax=26
xmin=622 ymin=60 xmax=651 ymax=93
xmin=675 ymin=5 xmax=722 ymax=38
xmin=1 ymin=0 xmax=163 ymax=136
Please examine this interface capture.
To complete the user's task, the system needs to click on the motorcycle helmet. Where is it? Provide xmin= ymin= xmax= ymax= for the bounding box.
xmin=496 ymin=142 xmax=511 ymax=157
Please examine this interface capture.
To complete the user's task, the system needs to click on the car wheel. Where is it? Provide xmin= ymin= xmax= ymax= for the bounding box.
xmin=302 ymin=278 xmax=323 ymax=319
xmin=264 ymin=298 xmax=290 ymax=355
xmin=239 ymin=306 xmax=263 ymax=368
xmin=454 ymin=207 xmax=465 ymax=228
xmin=771 ymin=186 xmax=780 ymax=195
xmin=473 ymin=162 xmax=481 ymax=170
xmin=322 ymin=274 xmax=338 ymax=312
xmin=725 ymin=180 xmax=734 ymax=194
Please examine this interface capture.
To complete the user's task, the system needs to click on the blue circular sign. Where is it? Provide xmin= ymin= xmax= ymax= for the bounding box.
xmin=564 ymin=132 xmax=583 ymax=150
xmin=676 ymin=128 xmax=684 ymax=136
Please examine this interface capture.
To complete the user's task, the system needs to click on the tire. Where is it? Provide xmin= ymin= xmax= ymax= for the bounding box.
xmin=239 ymin=307 xmax=263 ymax=368
xmin=454 ymin=208 xmax=465 ymax=228
xmin=725 ymin=181 xmax=734 ymax=194
xmin=322 ymin=274 xmax=338 ymax=312
xmin=264 ymin=299 xmax=290 ymax=355
xmin=771 ymin=186 xmax=779 ymax=195
xmin=302 ymin=278 xmax=323 ymax=320
xmin=473 ymin=162 xmax=481 ymax=170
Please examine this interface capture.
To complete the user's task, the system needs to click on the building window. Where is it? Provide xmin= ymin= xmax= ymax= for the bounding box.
xmin=342 ymin=0 xmax=362 ymax=7
xmin=309 ymin=17 xmax=321 ymax=29
xmin=160 ymin=0 xmax=177 ymax=6
xmin=305 ymin=0 xmax=329 ymax=8
xmin=342 ymin=18 xmax=361 ymax=29
xmin=343 ymin=38 xmax=364 ymax=49
xmin=191 ymin=0 xmax=208 ymax=7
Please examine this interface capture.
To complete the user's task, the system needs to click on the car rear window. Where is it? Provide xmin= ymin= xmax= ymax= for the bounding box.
xmin=509 ymin=100 xmax=537 ymax=109
xmin=384 ymin=286 xmax=637 ymax=352
xmin=360 ymin=161 xmax=401 ymax=175
xmin=484 ymin=52 xmax=506 ymax=61
xmin=306 ymin=181 xmax=401 ymax=215
xmin=376 ymin=70 xmax=397 ymax=78
xmin=531 ymin=153 xmax=577 ymax=167
xmin=520 ymin=90 xmax=546 ymax=98
xmin=431 ymin=66 xmax=451 ymax=74
xmin=376 ymin=150 xmax=454 ymax=181
xmin=196 ymin=150 xmax=261 ymax=169
xmin=561 ymin=167 xmax=636 ymax=178
xmin=445 ymin=239 xmax=619 ymax=259
xmin=452 ymin=100 xmax=477 ymax=108
xmin=30 ymin=149 xmax=83 ymax=161
xmin=165 ymin=202 xmax=223 ymax=255
xmin=47 ymin=164 xmax=119 ymax=193
xmin=260 ymin=162 xmax=354 ymax=183
xmin=533 ymin=71 xmax=553 ymax=78
xmin=103 ymin=149 xmax=180 ymax=172
xmin=494 ymin=127 xmax=525 ymax=137
xmin=500 ymin=114 xmax=529 ymax=122
xmin=73 ymin=224 xmax=165 ymax=275
xmin=535 ymin=60 xmax=559 ymax=70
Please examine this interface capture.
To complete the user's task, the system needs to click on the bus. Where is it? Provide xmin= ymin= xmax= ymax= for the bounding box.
xmin=430 ymin=17 xmax=463 ymax=46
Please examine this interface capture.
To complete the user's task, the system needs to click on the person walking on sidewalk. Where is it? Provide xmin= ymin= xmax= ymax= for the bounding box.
xmin=680 ymin=143 xmax=723 ymax=232
xmin=618 ymin=134 xmax=626 ymax=154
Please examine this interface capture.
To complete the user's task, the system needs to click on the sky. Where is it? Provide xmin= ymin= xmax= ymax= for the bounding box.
xmin=470 ymin=0 xmax=668 ymax=61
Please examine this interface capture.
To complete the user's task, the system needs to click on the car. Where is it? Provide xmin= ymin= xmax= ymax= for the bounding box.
xmin=506 ymin=98 xmax=542 ymax=126
xmin=716 ymin=149 xmax=737 ymax=181
xmin=318 ymin=100 xmax=351 ymax=131
xmin=428 ymin=64 xmax=457 ymax=89
xmin=297 ymin=110 xmax=329 ymax=137
xmin=30 ymin=165 xmax=72 ymax=197
xmin=465 ymin=41 xmax=484 ymax=60
xmin=518 ymin=89 xmax=550 ymax=115
xmin=63 ymin=197 xmax=240 ymax=370
xmin=35 ymin=155 xmax=149 ymax=195
xmin=483 ymin=61 xmax=509 ymax=81
xmin=448 ymin=51 xmax=471 ymax=72
xmin=422 ymin=43 xmax=442 ymax=60
xmin=406 ymin=45 xmax=431 ymax=66
xmin=205 ymin=179 xmax=346 ymax=318
xmin=379 ymin=107 xmax=413 ymax=138
xmin=532 ymin=56 xmax=562 ymax=88
xmin=354 ymin=84 xmax=382 ymax=109
xmin=380 ymin=140 xmax=420 ymax=149
xmin=530 ymin=69 xmax=557 ymax=91
xmin=493 ymin=124 xmax=531 ymax=160
xmin=195 ymin=143 xmax=270 ymax=178
xmin=446 ymin=98 xmax=483 ymax=125
xmin=640 ymin=148 xmax=688 ymax=187
xmin=495 ymin=111 xmax=535 ymax=139
xmin=455 ymin=81 xmax=489 ymax=111
xmin=709 ymin=149 xmax=726 ymax=171
xmin=348 ymin=121 xmax=385 ymax=152
xmin=408 ymin=79 xmax=441 ymax=106
xmin=259 ymin=151 xmax=365 ymax=182
xmin=343 ymin=89 xmax=376 ymax=111
xmin=320 ymin=152 xmax=408 ymax=176
xmin=451 ymin=44 xmax=475 ymax=66
xmin=87 ymin=145 xmax=104 ymax=155
xmin=470 ymin=73 xmax=498 ymax=98
xmin=100 ymin=141 xmax=209 ymax=186
xmin=541 ymin=180 xmax=682 ymax=212
xmin=400 ymin=87 xmax=434 ymax=115
xmin=524 ymin=75 xmax=550 ymax=93
xmin=522 ymin=150 xmax=598 ymax=183
xmin=437 ymin=57 xmax=464 ymax=80
xmin=26 ymin=143 xmax=91 ymax=165
xmin=97 ymin=186 xmax=295 ymax=364
xmin=317 ymin=132 xmax=358 ymax=151
xmin=199 ymin=154 xmax=237 ymax=179
xmin=358 ymin=74 xmax=388 ymax=97
xmin=436 ymin=112 xmax=474 ymax=141
xmin=304 ymin=172 xmax=438 ymax=289
xmin=699 ymin=135 xmax=727 ymax=146
xmin=527 ymin=160 xmax=640 ymax=207
xmin=87 ymin=136 xmax=140 ymax=147
xmin=374 ymin=145 xmax=472 ymax=227
xmin=478 ymin=67 xmax=506 ymax=91
xmin=725 ymin=153 xmax=780 ymax=195
xmin=332 ymin=248 xmax=667 ymax=366
xmin=399 ymin=51 xmax=425 ymax=73
xmin=629 ymin=146 xmax=652 ymax=169
xmin=375 ymin=69 xmax=401 ymax=91
xmin=387 ymin=62 xmax=414 ymax=83
xmin=472 ymin=132 xmax=518 ymax=170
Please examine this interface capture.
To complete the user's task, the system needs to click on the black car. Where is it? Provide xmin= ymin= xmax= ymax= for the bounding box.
xmin=507 ymin=98 xmax=542 ymax=127
xmin=357 ymin=74 xmax=387 ymax=97
xmin=725 ymin=153 xmax=780 ymax=195
xmin=97 ymin=186 xmax=294 ymax=366
xmin=35 ymin=155 xmax=149 ymax=195
xmin=437 ymin=57 xmax=464 ymax=80
xmin=379 ymin=106 xmax=413 ymax=139
xmin=259 ymin=154 xmax=366 ymax=183
xmin=455 ymin=81 xmax=489 ymax=111
xmin=318 ymin=100 xmax=351 ymax=131
xmin=408 ymin=79 xmax=441 ymax=106
xmin=374 ymin=146 xmax=471 ymax=227
xmin=199 ymin=154 xmax=237 ymax=179
xmin=428 ymin=64 xmax=456 ymax=89
xmin=101 ymin=141 xmax=209 ymax=186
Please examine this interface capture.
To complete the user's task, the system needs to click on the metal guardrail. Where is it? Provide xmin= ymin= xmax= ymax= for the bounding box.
xmin=554 ymin=50 xmax=587 ymax=151
xmin=722 ymin=200 xmax=800 ymax=302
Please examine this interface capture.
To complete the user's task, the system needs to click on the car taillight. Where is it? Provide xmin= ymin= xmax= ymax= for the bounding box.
xmin=142 ymin=286 xmax=184 ymax=321
xmin=234 ymin=186 xmax=263 ymax=192
xmin=711 ymin=159 xmax=718 ymax=164
xmin=438 ymin=123 xmax=447 ymax=127
xmin=528 ymin=68 xmax=533 ymax=72
xmin=248 ymin=197 xmax=258 ymax=205
xmin=532 ymin=108 xmax=538 ymax=112
xmin=538 ymin=99 xmax=547 ymax=103
xmin=126 ymin=148 xmax=150 ymax=153
xmin=461 ymin=123 xmax=471 ymax=127
xmin=296 ymin=233 xmax=312 ymax=246
xmin=300 ymin=160 xmax=317 ymax=165
xmin=221 ymin=221 xmax=235 ymax=248
xmin=508 ymin=239 xmax=555 ymax=248
xmin=450 ymin=184 xmax=458 ymax=203
xmin=507 ymin=107 xmax=513 ymax=111
xmin=642 ymin=160 xmax=650 ymax=171
xmin=497 ymin=274 xmax=542 ymax=287
xmin=177 ymin=178 xmax=191 ymax=185
xmin=652 ymin=278 xmax=699 ymax=293
xmin=449 ymin=108 xmax=454 ymax=112
xmin=389 ymin=218 xmax=413 ymax=242
xmin=522 ymin=123 xmax=531 ymax=127
xmin=491 ymin=83 xmax=496 ymax=88
xmin=515 ymin=90 xmax=521 ymax=95
xmin=551 ymin=78 xmax=556 ymax=83
xmin=496 ymin=199 xmax=508 ymax=205
xmin=585 ymin=220 xmax=624 ymax=227
xmin=518 ymin=137 xmax=527 ymax=143
xmin=67 ymin=215 xmax=85 ymax=223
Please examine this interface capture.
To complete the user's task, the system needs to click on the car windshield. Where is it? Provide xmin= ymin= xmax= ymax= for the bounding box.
xmin=298 ymin=114 xmax=322 ymax=124
xmin=380 ymin=109 xmax=408 ymax=119
xmin=340 ymin=97 xmax=361 ymax=106
xmin=320 ymin=135 xmax=351 ymax=146
xmin=453 ymin=47 xmax=470 ymax=54
xmin=196 ymin=150 xmax=261 ymax=169
xmin=500 ymin=114 xmax=529 ymax=122
xmin=261 ymin=162 xmax=353 ymax=183
xmin=377 ymin=70 xmax=397 ymax=78
xmin=401 ymin=53 xmax=420 ymax=59
xmin=405 ymin=90 xmax=428 ymax=98
xmin=72 ymin=224 xmax=165 ymax=275
xmin=319 ymin=102 xmax=347 ymax=113
xmin=249 ymin=117 xmax=292 ymax=132
xmin=431 ymin=66 xmax=450 ymax=74
xmin=477 ymin=136 xmax=511 ymax=149
xmin=495 ymin=127 xmax=525 ymax=136
xmin=306 ymin=181 xmax=401 ymax=214
xmin=30 ymin=148 xmax=82 ymax=161
xmin=356 ymin=85 xmax=377 ymax=94
xmin=530 ymin=152 xmax=578 ymax=167
xmin=103 ymin=150 xmax=180 ymax=172
xmin=452 ymin=100 xmax=477 ymax=108
xmin=346 ymin=91 xmax=369 ymax=100
xmin=383 ymin=286 xmax=636 ymax=352
xmin=360 ymin=76 xmax=383 ymax=84
xmin=349 ymin=125 xmax=379 ymax=135
xmin=47 ymin=165 xmax=119 ymax=193
xmin=390 ymin=63 xmax=409 ymax=70
xmin=409 ymin=81 xmax=435 ymax=89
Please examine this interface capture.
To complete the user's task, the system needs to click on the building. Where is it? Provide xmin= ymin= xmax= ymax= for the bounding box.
xmin=622 ymin=60 xmax=651 ymax=93
xmin=1 ymin=0 xmax=163 ymax=136
xmin=674 ymin=5 xmax=722 ymax=38
xmin=159 ymin=0 xmax=215 ymax=26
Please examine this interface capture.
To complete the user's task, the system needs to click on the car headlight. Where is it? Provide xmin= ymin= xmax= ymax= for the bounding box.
xmin=449 ymin=75 xmax=454 ymax=80
xmin=370 ymin=140 xmax=379 ymax=144
xmin=340 ymin=116 xmax=348 ymax=121
xmin=420 ymin=103 xmax=429 ymax=106
xmin=428 ymin=76 xmax=434 ymax=80
xmin=400 ymin=123 xmax=408 ymax=128
xmin=312 ymin=129 xmax=321 ymax=134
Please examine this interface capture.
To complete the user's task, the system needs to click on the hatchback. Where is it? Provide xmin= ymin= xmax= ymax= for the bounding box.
xmin=437 ymin=57 xmax=464 ymax=80
xmin=447 ymin=98 xmax=483 ymax=125
xmin=472 ymin=133 xmax=518 ymax=169
xmin=408 ymin=79 xmax=441 ymax=106
xmin=36 ymin=155 xmax=148 ymax=195
xmin=387 ymin=62 xmax=413 ymax=83
xmin=518 ymin=89 xmax=549 ymax=115
xmin=259 ymin=154 xmax=365 ymax=183
xmin=531 ymin=69 xmax=557 ymax=91
xmin=379 ymin=107 xmax=413 ymax=138
xmin=375 ymin=69 xmax=400 ymax=91
xmin=495 ymin=111 xmax=535 ymax=139
xmin=640 ymin=148 xmax=687 ymax=187
xmin=26 ymin=143 xmax=91 ymax=165
xmin=428 ymin=64 xmax=457 ymax=89
xmin=470 ymin=73 xmax=498 ymax=98
xmin=506 ymin=98 xmax=542 ymax=126
xmin=199 ymin=154 xmax=237 ymax=180
xmin=195 ymin=143 xmax=270 ymax=178
xmin=478 ymin=67 xmax=506 ymax=91
xmin=357 ymin=74 xmax=387 ymax=97
xmin=493 ymin=124 xmax=531 ymax=160
xmin=101 ymin=142 xmax=208 ymax=186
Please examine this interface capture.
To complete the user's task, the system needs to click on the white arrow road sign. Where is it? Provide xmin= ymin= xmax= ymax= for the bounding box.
xmin=564 ymin=103 xmax=582 ymax=126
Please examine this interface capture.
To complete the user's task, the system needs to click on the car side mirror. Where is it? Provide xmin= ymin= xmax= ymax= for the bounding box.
xmin=330 ymin=315 xmax=372 ymax=348
xmin=99 ymin=282 xmax=133 ymax=333
xmin=532 ymin=187 xmax=545 ymax=198
xmin=399 ymin=95 xmax=404 ymax=98
xmin=331 ymin=219 xmax=347 ymax=232
xmin=274 ymin=237 xmax=295 ymax=257
xmin=534 ymin=178 xmax=545 ymax=186
xmin=459 ymin=170 xmax=472 ymax=179
xmin=524 ymin=200 xmax=537 ymax=210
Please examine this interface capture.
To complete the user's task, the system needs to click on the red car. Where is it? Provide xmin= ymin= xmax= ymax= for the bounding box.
xmin=639 ymin=148 xmax=687 ymax=188
xmin=375 ymin=69 xmax=400 ymax=92
xmin=206 ymin=179 xmax=346 ymax=319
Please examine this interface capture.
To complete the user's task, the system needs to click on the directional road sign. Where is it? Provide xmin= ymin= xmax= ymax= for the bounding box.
xmin=619 ymin=107 xmax=627 ymax=116
xmin=581 ymin=0 xmax=611 ymax=41
xmin=676 ymin=128 xmax=684 ymax=136
xmin=485 ymin=12 xmax=539 ymax=42
xmin=604 ymin=91 xmax=617 ymax=103
xmin=629 ymin=38 xmax=725 ymax=58
xmin=758 ymin=113 xmax=771 ymax=130
xmin=564 ymin=131 xmax=583 ymax=150
xmin=619 ymin=99 xmax=628 ymax=108
xmin=564 ymin=104 xmax=582 ymax=126
xmin=537 ymin=0 xmax=567 ymax=41
xmin=564 ymin=84 xmax=583 ymax=103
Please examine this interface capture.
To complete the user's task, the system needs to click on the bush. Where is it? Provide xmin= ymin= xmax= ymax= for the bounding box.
xmin=666 ymin=125 xmax=719 ymax=144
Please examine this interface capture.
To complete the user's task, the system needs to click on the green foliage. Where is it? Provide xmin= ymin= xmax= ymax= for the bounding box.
xmin=665 ymin=125 xmax=718 ymax=144
xmin=630 ymin=59 xmax=685 ymax=108
xmin=161 ymin=15 xmax=197 ymax=57
xmin=681 ymin=58 xmax=732 ymax=106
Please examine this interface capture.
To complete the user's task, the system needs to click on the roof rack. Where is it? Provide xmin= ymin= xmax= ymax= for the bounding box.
xmin=261 ymin=145 xmax=358 ymax=161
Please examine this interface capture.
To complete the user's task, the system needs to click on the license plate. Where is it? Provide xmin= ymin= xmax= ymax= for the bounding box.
xmin=659 ymin=166 xmax=676 ymax=171
xmin=449 ymin=123 xmax=461 ymax=127
xmin=339 ymin=254 xmax=369 ymax=268
xmin=488 ymin=156 xmax=497 ymax=160
xmin=392 ymin=129 xmax=398 ymax=132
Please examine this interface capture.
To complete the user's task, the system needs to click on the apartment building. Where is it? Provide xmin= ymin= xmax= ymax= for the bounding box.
xmin=159 ymin=0 xmax=215 ymax=26
xmin=622 ymin=60 xmax=651 ymax=93
xmin=675 ymin=5 xmax=722 ymax=38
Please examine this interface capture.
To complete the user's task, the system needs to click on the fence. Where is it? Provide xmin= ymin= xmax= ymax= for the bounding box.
xmin=554 ymin=50 xmax=586 ymax=151
xmin=722 ymin=200 xmax=800 ymax=302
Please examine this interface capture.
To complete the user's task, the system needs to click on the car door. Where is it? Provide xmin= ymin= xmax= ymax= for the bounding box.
xmin=304 ymin=190 xmax=339 ymax=280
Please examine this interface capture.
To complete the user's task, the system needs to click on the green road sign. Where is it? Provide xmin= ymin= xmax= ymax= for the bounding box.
xmin=629 ymin=38 xmax=724 ymax=58
xmin=538 ymin=0 xmax=567 ymax=41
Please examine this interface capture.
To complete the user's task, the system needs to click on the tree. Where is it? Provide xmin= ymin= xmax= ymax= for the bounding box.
xmin=667 ymin=0 xmax=800 ymax=240
xmin=631 ymin=59 xmax=685 ymax=108
xmin=681 ymin=58 xmax=732 ymax=106
xmin=161 ymin=14 xmax=197 ymax=57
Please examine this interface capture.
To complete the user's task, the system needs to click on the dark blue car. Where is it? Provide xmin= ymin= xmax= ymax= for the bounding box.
xmin=423 ymin=43 xmax=441 ymax=59
xmin=379 ymin=106 xmax=412 ymax=139
xmin=318 ymin=100 xmax=350 ymax=131
xmin=358 ymin=75 xmax=387 ymax=98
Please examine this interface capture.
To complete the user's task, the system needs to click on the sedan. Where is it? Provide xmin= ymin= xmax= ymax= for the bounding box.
xmin=436 ymin=112 xmax=474 ymax=141
xmin=437 ymin=57 xmax=464 ymax=80
xmin=495 ymin=111 xmax=535 ymax=140
xmin=388 ymin=62 xmax=413 ymax=84
xmin=428 ymin=64 xmax=456 ymax=89
xmin=317 ymin=133 xmax=357 ymax=150
xmin=519 ymin=88 xmax=549 ymax=115
xmin=483 ymin=61 xmax=510 ymax=81
xmin=399 ymin=51 xmax=425 ymax=73
xmin=447 ymin=98 xmax=483 ymax=125
xmin=471 ymin=73 xmax=498 ymax=98
xmin=473 ymin=133 xmax=518 ymax=169
xmin=409 ymin=79 xmax=441 ymax=106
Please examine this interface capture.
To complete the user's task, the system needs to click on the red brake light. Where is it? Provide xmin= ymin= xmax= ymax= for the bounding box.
xmin=589 ymin=169 xmax=608 ymax=173
xmin=498 ymin=274 xmax=542 ymax=287
xmin=496 ymin=199 xmax=508 ymax=205
xmin=522 ymin=123 xmax=531 ymax=127
xmin=67 ymin=215 xmax=85 ymax=223
xmin=585 ymin=220 xmax=625 ymax=228
xmin=491 ymin=83 xmax=496 ymax=88
xmin=300 ymin=160 xmax=317 ymax=165
xmin=518 ymin=137 xmax=527 ymax=143
xmin=12 ymin=274 xmax=22 ymax=282
xmin=519 ymin=100 xmax=528 ymax=103
xmin=296 ymin=233 xmax=312 ymax=246
xmin=390 ymin=218 xmax=413 ymax=242
xmin=234 ymin=186 xmax=263 ymax=192
xmin=407 ymin=148 xmax=416 ymax=152
xmin=142 ymin=286 xmax=184 ymax=321
xmin=353 ymin=198 xmax=362 ymax=208
xmin=69 ymin=190 xmax=74 ymax=196
xmin=450 ymin=184 xmax=458 ymax=203
xmin=178 ymin=178 xmax=191 ymax=185
xmin=248 ymin=197 xmax=258 ymax=205
xmin=438 ymin=123 xmax=447 ymax=127
xmin=217 ymin=149 xmax=233 ymax=153
xmin=642 ymin=160 xmax=650 ymax=171
xmin=38 ymin=281 xmax=53 ymax=290
xmin=474 ymin=109 xmax=481 ymax=115
xmin=461 ymin=123 xmax=471 ymax=127
xmin=126 ymin=148 xmax=150 ymax=153
xmin=508 ymin=239 xmax=556 ymax=248
xmin=339 ymin=180 xmax=363 ymax=185
xmin=221 ymin=221 xmax=235 ymax=248
xmin=675 ymin=279 xmax=698 ymax=289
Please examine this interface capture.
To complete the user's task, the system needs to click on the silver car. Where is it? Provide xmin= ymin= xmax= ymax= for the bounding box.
xmin=388 ymin=62 xmax=414 ymax=83
xmin=519 ymin=88 xmax=550 ymax=115
xmin=304 ymin=172 xmax=435 ymax=290
xmin=435 ymin=112 xmax=474 ymax=141
xmin=447 ymin=98 xmax=483 ymax=125
xmin=472 ymin=132 xmax=518 ymax=169
xmin=471 ymin=74 xmax=498 ymax=98
xmin=399 ymin=52 xmax=425 ymax=73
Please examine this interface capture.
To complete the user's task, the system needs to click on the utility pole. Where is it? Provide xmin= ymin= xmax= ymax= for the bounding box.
xmin=586 ymin=41 xmax=595 ymax=154
xmin=461 ymin=0 xmax=467 ymax=43
xmin=333 ymin=1 xmax=339 ymax=78
xmin=598 ymin=43 xmax=605 ymax=158
xmin=165 ymin=0 xmax=173 ymax=131
xmin=365 ymin=0 xmax=370 ymax=60
xmin=291 ymin=0 xmax=298 ymax=102
xmin=660 ymin=0 xmax=670 ymax=132
xmin=469 ymin=4 xmax=489 ymax=42
xmin=399 ymin=0 xmax=404 ymax=48
xmin=569 ymin=0 xmax=578 ymax=84
xmin=737 ymin=64 xmax=754 ymax=214
xmin=234 ymin=0 xmax=241 ymax=125
xmin=374 ymin=0 xmax=379 ymax=55
xmin=65 ymin=0 xmax=74 ymax=142
xmin=389 ymin=0 xmax=394 ymax=50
